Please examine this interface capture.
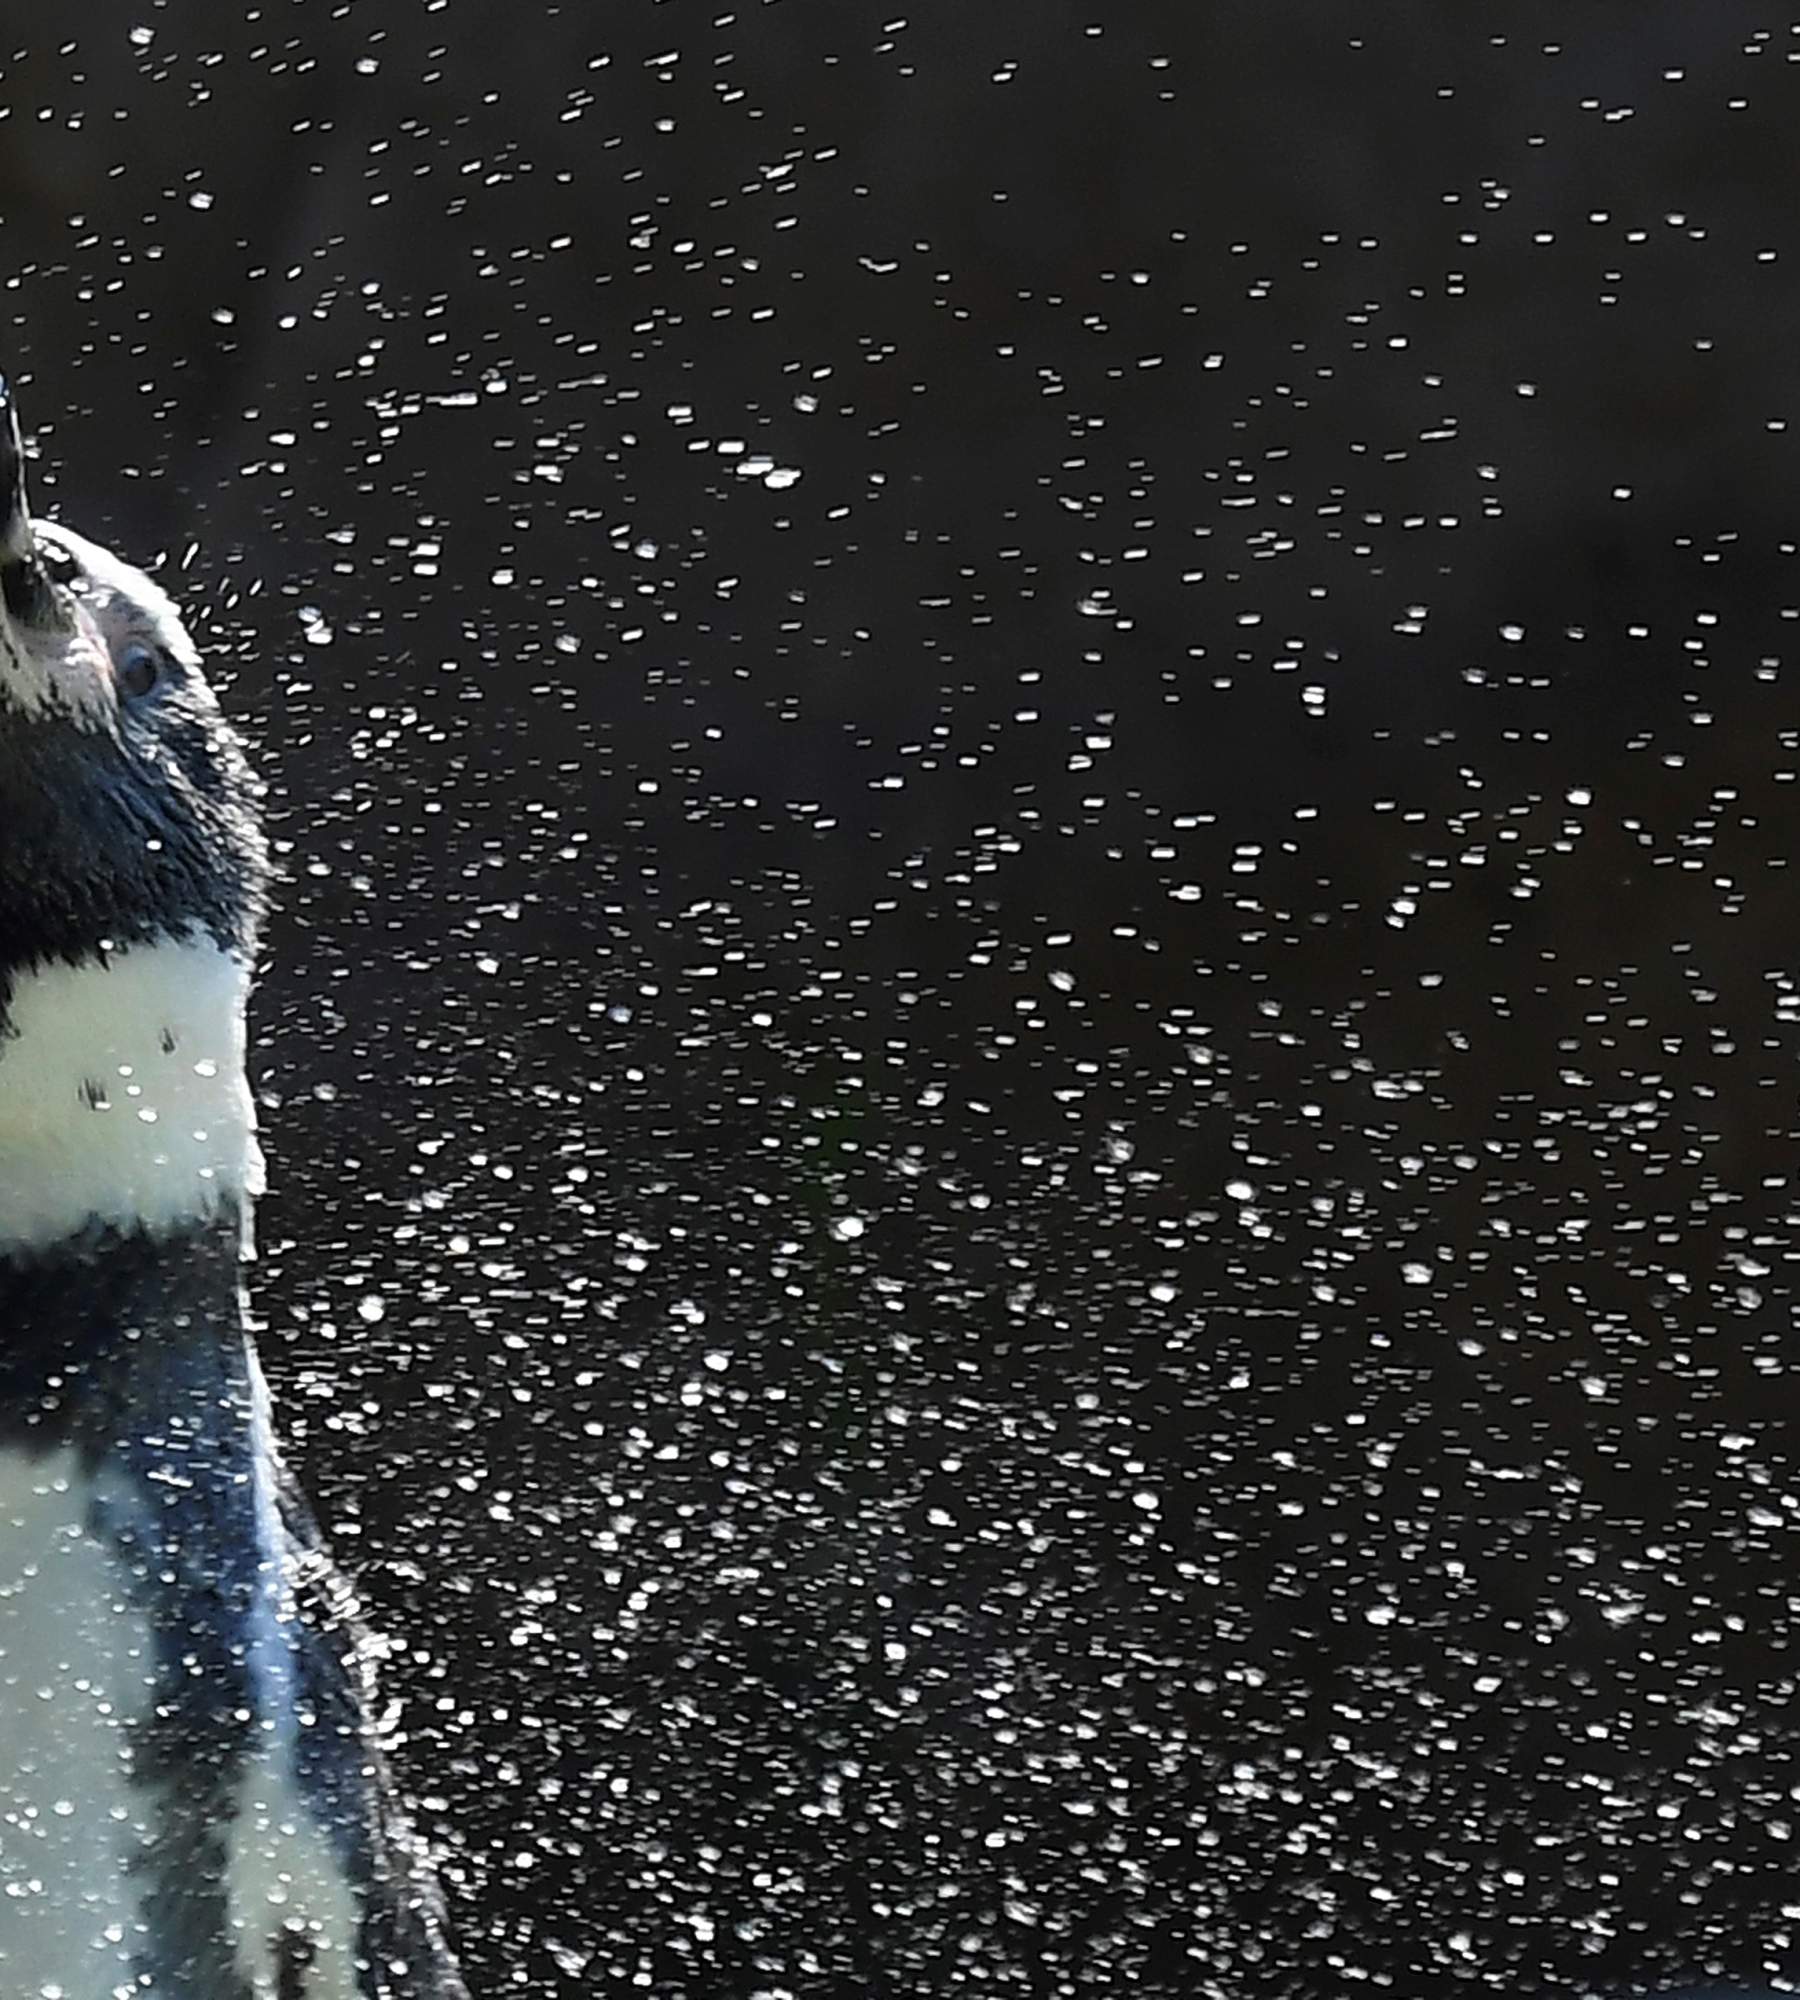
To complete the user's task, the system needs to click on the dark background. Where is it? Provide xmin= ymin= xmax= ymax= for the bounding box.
xmin=4 ymin=4 xmax=1800 ymax=1994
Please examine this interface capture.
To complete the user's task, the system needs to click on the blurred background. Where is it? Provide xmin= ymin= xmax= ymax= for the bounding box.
xmin=4 ymin=3 xmax=1800 ymax=1993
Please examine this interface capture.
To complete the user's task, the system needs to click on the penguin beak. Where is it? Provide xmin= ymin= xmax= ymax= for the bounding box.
xmin=0 ymin=379 xmax=56 ymax=629
xmin=0 ymin=376 xmax=33 ymax=562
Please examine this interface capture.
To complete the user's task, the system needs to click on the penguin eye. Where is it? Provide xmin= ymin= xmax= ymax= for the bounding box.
xmin=118 ymin=642 xmax=161 ymax=700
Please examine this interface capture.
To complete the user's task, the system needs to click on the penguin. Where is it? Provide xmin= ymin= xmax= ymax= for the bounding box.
xmin=0 ymin=379 xmax=468 ymax=1999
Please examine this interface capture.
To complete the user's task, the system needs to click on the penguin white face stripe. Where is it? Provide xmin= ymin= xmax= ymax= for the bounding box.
xmin=0 ymin=934 xmax=263 ymax=1254
xmin=35 ymin=523 xmax=195 ymax=665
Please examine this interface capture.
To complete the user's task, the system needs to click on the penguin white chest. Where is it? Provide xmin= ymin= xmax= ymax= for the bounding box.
xmin=0 ymin=935 xmax=261 ymax=1257
xmin=0 ymin=1444 xmax=157 ymax=1998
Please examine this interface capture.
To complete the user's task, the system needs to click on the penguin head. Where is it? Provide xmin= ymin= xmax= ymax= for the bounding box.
xmin=0 ymin=380 xmax=265 ymax=999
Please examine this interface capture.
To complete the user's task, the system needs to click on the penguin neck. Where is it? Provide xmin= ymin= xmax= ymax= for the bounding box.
xmin=0 ymin=932 xmax=263 ymax=1259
